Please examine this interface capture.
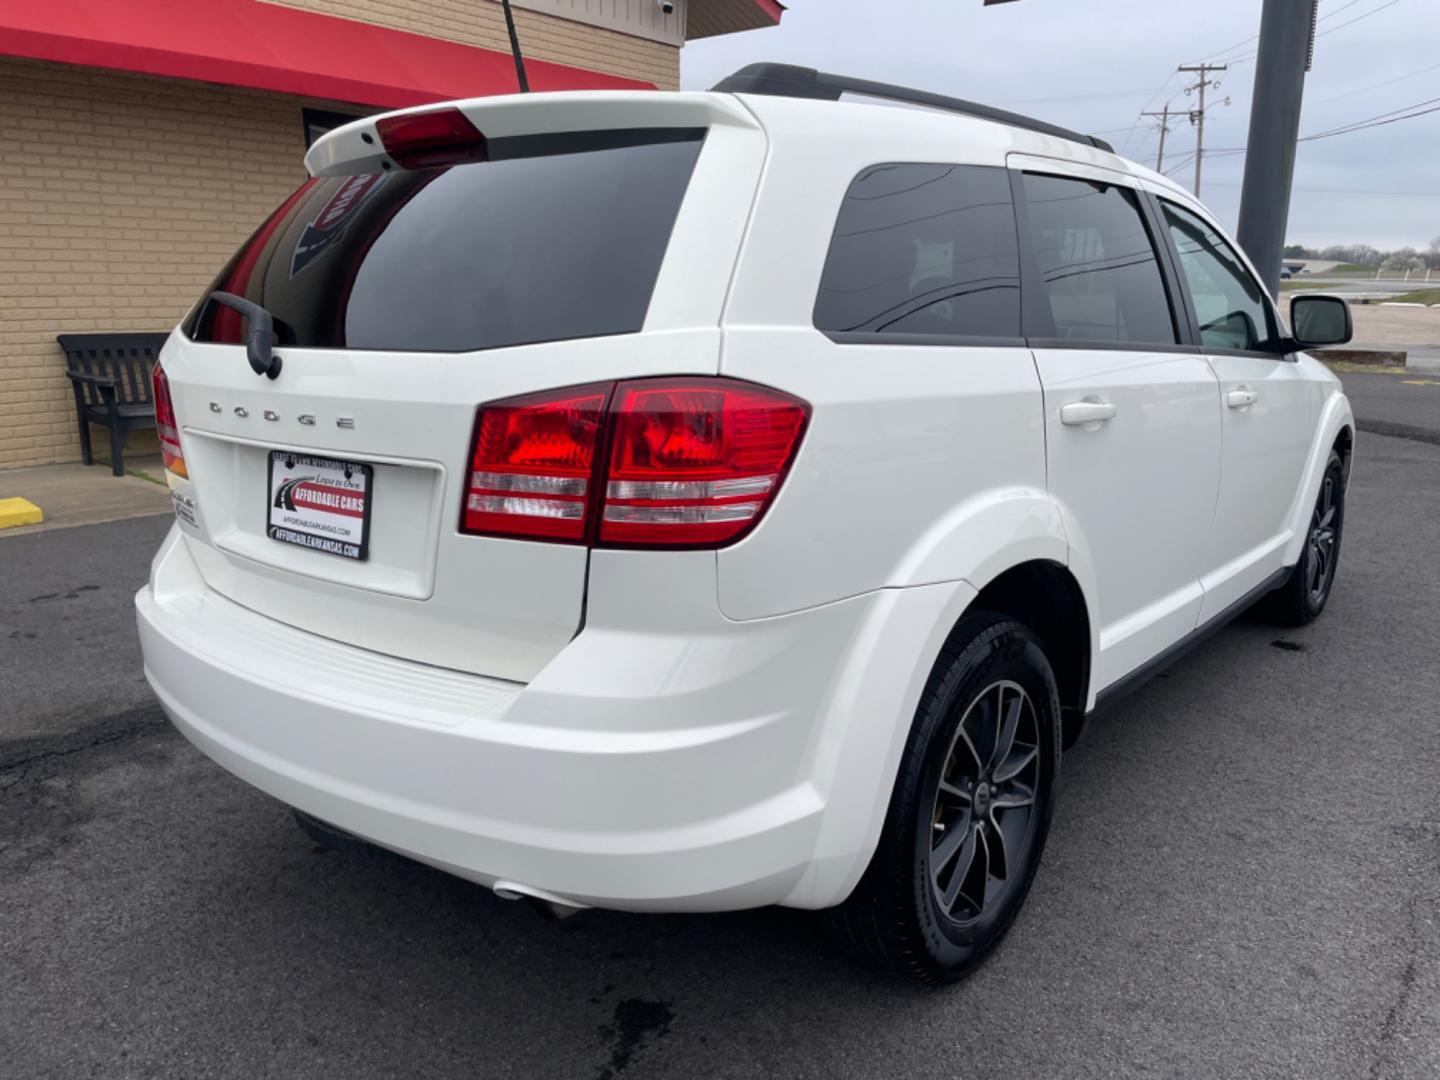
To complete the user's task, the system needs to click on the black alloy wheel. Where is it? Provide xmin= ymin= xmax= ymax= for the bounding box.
xmin=831 ymin=613 xmax=1061 ymax=984
xmin=927 ymin=680 xmax=1042 ymax=927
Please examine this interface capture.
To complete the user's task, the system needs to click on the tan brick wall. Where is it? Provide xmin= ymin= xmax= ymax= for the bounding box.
xmin=0 ymin=59 xmax=319 ymax=469
xmin=0 ymin=8 xmax=678 ymax=469
xmin=267 ymin=0 xmax=680 ymax=89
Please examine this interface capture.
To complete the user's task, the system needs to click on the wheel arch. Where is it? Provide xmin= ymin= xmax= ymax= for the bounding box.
xmin=1282 ymin=391 xmax=1356 ymax=568
xmin=1333 ymin=422 xmax=1354 ymax=480
xmin=962 ymin=559 xmax=1093 ymax=749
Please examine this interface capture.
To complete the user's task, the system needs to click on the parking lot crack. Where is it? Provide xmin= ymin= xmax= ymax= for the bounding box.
xmin=0 ymin=706 xmax=169 ymax=775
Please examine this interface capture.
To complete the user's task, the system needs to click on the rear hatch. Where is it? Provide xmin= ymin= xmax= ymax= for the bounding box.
xmin=158 ymin=93 xmax=765 ymax=682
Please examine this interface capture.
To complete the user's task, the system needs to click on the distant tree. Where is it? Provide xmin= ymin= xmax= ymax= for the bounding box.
xmin=1381 ymin=247 xmax=1425 ymax=271
xmin=1319 ymin=243 xmax=1382 ymax=267
xmin=1283 ymin=244 xmax=1311 ymax=259
xmin=1428 ymin=235 xmax=1440 ymax=268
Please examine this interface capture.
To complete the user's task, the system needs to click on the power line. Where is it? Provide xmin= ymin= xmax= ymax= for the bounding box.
xmin=1301 ymin=93 xmax=1440 ymax=139
xmin=1316 ymin=0 xmax=1373 ymax=21
xmin=1205 ymin=182 xmax=1440 ymax=199
xmin=1181 ymin=0 xmax=1357 ymax=64
xmin=1150 ymin=90 xmax=1440 ymax=169
xmin=1118 ymin=72 xmax=1183 ymax=154
xmin=1309 ymin=60 xmax=1440 ymax=106
xmin=1302 ymin=101 xmax=1440 ymax=141
xmin=1157 ymin=93 xmax=1440 ymax=171
xmin=993 ymin=87 xmax=1155 ymax=107
xmin=1316 ymin=0 xmax=1402 ymax=38
xmin=1201 ymin=0 xmax=1401 ymax=69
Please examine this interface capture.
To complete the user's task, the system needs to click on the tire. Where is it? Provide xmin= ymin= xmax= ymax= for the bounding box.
xmin=1256 ymin=449 xmax=1345 ymax=627
xmin=830 ymin=612 xmax=1062 ymax=984
xmin=292 ymin=808 xmax=409 ymax=865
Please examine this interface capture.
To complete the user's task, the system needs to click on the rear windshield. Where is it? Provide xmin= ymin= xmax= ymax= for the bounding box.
xmin=186 ymin=129 xmax=705 ymax=353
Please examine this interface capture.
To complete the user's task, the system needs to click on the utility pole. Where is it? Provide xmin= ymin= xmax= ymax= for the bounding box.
xmin=1141 ymin=105 xmax=1173 ymax=171
xmin=1237 ymin=0 xmax=1320 ymax=298
xmin=1180 ymin=63 xmax=1227 ymax=197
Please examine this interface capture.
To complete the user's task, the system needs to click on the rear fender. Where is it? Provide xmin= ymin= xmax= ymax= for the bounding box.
xmin=787 ymin=490 xmax=1101 ymax=907
xmin=894 ymin=486 xmax=1101 ymax=709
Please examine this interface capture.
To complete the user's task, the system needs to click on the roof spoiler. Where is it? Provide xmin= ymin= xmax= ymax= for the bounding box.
xmin=712 ymin=63 xmax=1115 ymax=154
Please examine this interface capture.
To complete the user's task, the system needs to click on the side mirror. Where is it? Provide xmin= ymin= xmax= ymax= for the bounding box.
xmin=1290 ymin=294 xmax=1352 ymax=350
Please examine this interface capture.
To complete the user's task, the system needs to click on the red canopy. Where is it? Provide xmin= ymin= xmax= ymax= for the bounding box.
xmin=0 ymin=0 xmax=654 ymax=108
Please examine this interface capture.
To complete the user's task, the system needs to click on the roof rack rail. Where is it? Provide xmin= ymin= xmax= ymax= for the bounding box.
xmin=711 ymin=63 xmax=1116 ymax=155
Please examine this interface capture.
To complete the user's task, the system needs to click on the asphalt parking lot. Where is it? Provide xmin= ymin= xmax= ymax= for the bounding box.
xmin=3 ymin=419 xmax=1439 ymax=1078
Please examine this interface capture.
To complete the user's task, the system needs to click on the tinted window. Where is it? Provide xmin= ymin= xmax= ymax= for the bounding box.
xmin=1162 ymin=201 xmax=1277 ymax=353
xmin=1020 ymin=173 xmax=1176 ymax=346
xmin=188 ymin=130 xmax=704 ymax=352
xmin=814 ymin=164 xmax=1020 ymax=340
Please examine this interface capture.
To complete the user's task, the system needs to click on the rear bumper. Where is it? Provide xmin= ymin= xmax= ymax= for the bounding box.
xmin=137 ymin=527 xmax=973 ymax=912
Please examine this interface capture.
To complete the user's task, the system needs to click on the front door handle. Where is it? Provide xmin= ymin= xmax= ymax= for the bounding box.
xmin=1227 ymin=388 xmax=1259 ymax=409
xmin=1059 ymin=399 xmax=1117 ymax=426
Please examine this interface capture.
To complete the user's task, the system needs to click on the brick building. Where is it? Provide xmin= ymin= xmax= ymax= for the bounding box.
xmin=0 ymin=0 xmax=782 ymax=469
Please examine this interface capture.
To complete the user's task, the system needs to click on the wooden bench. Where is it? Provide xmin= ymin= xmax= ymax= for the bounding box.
xmin=58 ymin=332 xmax=169 ymax=477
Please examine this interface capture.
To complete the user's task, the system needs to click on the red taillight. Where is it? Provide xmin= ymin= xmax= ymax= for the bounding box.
xmin=462 ymin=384 xmax=610 ymax=542
xmin=151 ymin=362 xmax=187 ymax=479
xmin=375 ymin=108 xmax=488 ymax=170
xmin=600 ymin=379 xmax=809 ymax=548
xmin=460 ymin=378 xmax=809 ymax=548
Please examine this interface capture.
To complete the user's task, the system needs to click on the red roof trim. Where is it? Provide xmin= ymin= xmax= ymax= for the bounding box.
xmin=752 ymin=0 xmax=786 ymax=22
xmin=0 ymin=0 xmax=653 ymax=109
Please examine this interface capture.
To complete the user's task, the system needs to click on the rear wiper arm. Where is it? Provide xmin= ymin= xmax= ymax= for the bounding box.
xmin=208 ymin=291 xmax=283 ymax=380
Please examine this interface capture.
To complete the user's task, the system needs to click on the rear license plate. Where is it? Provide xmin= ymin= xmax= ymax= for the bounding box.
xmin=267 ymin=450 xmax=373 ymax=561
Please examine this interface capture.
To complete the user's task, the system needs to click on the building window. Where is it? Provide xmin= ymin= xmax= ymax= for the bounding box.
xmin=303 ymin=108 xmax=366 ymax=149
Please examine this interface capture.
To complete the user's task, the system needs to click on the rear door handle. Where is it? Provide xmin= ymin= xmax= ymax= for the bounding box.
xmin=1227 ymin=388 xmax=1259 ymax=409
xmin=1059 ymin=399 xmax=1117 ymax=426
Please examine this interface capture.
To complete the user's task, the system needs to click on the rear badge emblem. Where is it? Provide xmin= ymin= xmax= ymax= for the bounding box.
xmin=337 ymin=417 xmax=355 ymax=430
xmin=298 ymin=414 xmax=316 ymax=426
xmin=264 ymin=410 xmax=280 ymax=422
xmin=234 ymin=407 xmax=249 ymax=418
xmin=209 ymin=402 xmax=221 ymax=414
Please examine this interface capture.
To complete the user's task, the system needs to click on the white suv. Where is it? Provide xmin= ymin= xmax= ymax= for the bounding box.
xmin=136 ymin=64 xmax=1355 ymax=982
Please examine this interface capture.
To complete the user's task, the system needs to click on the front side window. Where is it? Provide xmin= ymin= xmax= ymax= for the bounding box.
xmin=1020 ymin=173 xmax=1177 ymax=346
xmin=814 ymin=163 xmax=1021 ymax=340
xmin=187 ymin=129 xmax=705 ymax=353
xmin=1162 ymin=201 xmax=1277 ymax=353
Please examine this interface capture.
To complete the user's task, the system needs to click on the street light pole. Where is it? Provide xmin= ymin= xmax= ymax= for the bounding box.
xmin=1236 ymin=0 xmax=1318 ymax=297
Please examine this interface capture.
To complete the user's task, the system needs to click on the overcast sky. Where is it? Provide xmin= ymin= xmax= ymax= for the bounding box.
xmin=681 ymin=0 xmax=1440 ymax=251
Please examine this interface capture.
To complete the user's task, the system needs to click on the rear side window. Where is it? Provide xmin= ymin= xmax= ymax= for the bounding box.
xmin=1161 ymin=201 xmax=1277 ymax=353
xmin=1019 ymin=173 xmax=1177 ymax=346
xmin=814 ymin=163 xmax=1021 ymax=341
xmin=187 ymin=129 xmax=705 ymax=353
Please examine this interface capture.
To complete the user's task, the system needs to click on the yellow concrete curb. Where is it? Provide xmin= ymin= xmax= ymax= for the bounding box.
xmin=0 ymin=497 xmax=45 ymax=529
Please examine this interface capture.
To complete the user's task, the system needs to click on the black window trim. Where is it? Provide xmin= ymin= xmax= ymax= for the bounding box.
xmin=826 ymin=330 xmax=1028 ymax=349
xmin=1153 ymin=195 xmax=1294 ymax=363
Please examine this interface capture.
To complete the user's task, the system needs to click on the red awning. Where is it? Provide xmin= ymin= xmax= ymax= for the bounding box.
xmin=0 ymin=0 xmax=654 ymax=109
